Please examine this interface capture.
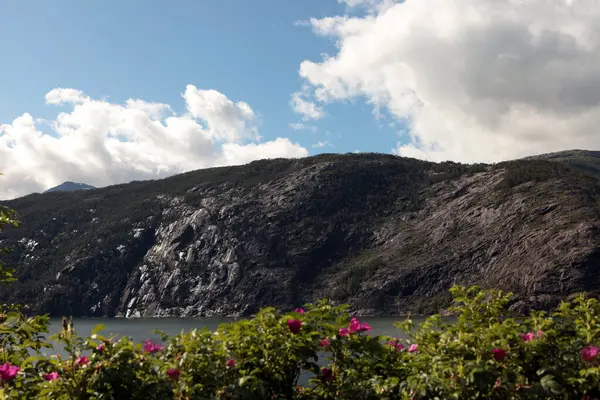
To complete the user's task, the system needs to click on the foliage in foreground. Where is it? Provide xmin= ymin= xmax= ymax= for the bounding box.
xmin=1 ymin=287 xmax=600 ymax=399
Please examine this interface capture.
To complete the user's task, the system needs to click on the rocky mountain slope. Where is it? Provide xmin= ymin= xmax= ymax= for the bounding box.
xmin=1 ymin=152 xmax=600 ymax=317
xmin=524 ymin=149 xmax=600 ymax=177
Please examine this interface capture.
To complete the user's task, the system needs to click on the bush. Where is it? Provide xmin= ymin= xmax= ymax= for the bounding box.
xmin=1 ymin=287 xmax=600 ymax=398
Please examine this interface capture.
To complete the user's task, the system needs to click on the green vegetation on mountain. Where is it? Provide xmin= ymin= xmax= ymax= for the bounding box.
xmin=1 ymin=151 xmax=600 ymax=317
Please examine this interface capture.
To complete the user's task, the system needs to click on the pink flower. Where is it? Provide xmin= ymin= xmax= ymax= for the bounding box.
xmin=492 ymin=348 xmax=507 ymax=361
xmin=536 ymin=330 xmax=545 ymax=338
xmin=408 ymin=344 xmax=418 ymax=353
xmin=43 ymin=372 xmax=59 ymax=381
xmin=321 ymin=367 xmax=333 ymax=382
xmin=348 ymin=317 xmax=372 ymax=333
xmin=167 ymin=368 xmax=181 ymax=380
xmin=287 ymin=319 xmax=302 ymax=334
xmin=319 ymin=338 xmax=331 ymax=347
xmin=582 ymin=346 xmax=600 ymax=362
xmin=0 ymin=363 xmax=19 ymax=381
xmin=521 ymin=332 xmax=536 ymax=342
xmin=76 ymin=356 xmax=89 ymax=366
xmin=294 ymin=308 xmax=305 ymax=314
xmin=226 ymin=359 xmax=237 ymax=368
xmin=143 ymin=340 xmax=164 ymax=353
xmin=338 ymin=327 xmax=349 ymax=337
xmin=96 ymin=344 xmax=105 ymax=351
xmin=349 ymin=318 xmax=361 ymax=333
xmin=359 ymin=322 xmax=372 ymax=332
xmin=388 ymin=338 xmax=405 ymax=351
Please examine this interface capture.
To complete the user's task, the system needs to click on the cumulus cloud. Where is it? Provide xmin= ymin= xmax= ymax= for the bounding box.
xmin=184 ymin=85 xmax=258 ymax=142
xmin=45 ymin=88 xmax=89 ymax=105
xmin=0 ymin=86 xmax=307 ymax=199
xmin=290 ymin=92 xmax=324 ymax=120
xmin=298 ymin=0 xmax=600 ymax=163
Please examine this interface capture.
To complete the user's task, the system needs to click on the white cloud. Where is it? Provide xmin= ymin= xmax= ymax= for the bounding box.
xmin=184 ymin=85 xmax=258 ymax=142
xmin=0 ymin=87 xmax=308 ymax=199
xmin=125 ymin=99 xmax=173 ymax=120
xmin=289 ymin=122 xmax=305 ymax=130
xmin=337 ymin=0 xmax=368 ymax=6
xmin=45 ymin=88 xmax=89 ymax=105
xmin=289 ymin=122 xmax=318 ymax=132
xmin=290 ymin=92 xmax=324 ymax=120
xmin=336 ymin=0 xmax=397 ymax=12
xmin=222 ymin=138 xmax=307 ymax=165
xmin=312 ymin=140 xmax=332 ymax=148
xmin=298 ymin=0 xmax=600 ymax=163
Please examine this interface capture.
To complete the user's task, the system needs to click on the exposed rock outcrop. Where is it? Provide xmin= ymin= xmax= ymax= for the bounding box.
xmin=2 ymin=152 xmax=600 ymax=317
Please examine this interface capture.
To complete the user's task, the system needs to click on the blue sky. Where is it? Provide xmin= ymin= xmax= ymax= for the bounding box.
xmin=0 ymin=0 xmax=398 ymax=156
xmin=0 ymin=0 xmax=597 ymax=198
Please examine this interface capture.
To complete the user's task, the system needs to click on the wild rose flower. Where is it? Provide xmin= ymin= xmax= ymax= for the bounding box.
xmin=143 ymin=340 xmax=164 ymax=353
xmin=536 ymin=330 xmax=544 ymax=338
xmin=408 ymin=344 xmax=419 ymax=353
xmin=359 ymin=322 xmax=372 ymax=332
xmin=294 ymin=308 xmax=305 ymax=314
xmin=388 ymin=338 xmax=405 ymax=351
xmin=76 ymin=356 xmax=89 ymax=366
xmin=43 ymin=372 xmax=59 ymax=381
xmin=287 ymin=319 xmax=302 ymax=334
xmin=96 ymin=344 xmax=105 ymax=351
xmin=319 ymin=338 xmax=331 ymax=347
xmin=167 ymin=369 xmax=181 ymax=380
xmin=0 ymin=363 xmax=19 ymax=381
xmin=349 ymin=318 xmax=361 ymax=333
xmin=582 ymin=346 xmax=600 ymax=362
xmin=492 ymin=348 xmax=507 ymax=361
xmin=521 ymin=332 xmax=536 ymax=342
xmin=338 ymin=327 xmax=349 ymax=337
xmin=321 ymin=367 xmax=333 ymax=382
xmin=226 ymin=359 xmax=237 ymax=368
xmin=348 ymin=317 xmax=372 ymax=333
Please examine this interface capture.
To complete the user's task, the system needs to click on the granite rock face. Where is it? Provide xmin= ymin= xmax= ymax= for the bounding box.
xmin=2 ymin=152 xmax=600 ymax=317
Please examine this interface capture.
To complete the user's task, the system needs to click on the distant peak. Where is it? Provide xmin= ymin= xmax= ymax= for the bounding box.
xmin=45 ymin=181 xmax=96 ymax=193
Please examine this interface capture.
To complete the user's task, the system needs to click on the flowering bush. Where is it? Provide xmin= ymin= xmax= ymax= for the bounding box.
xmin=1 ymin=286 xmax=600 ymax=398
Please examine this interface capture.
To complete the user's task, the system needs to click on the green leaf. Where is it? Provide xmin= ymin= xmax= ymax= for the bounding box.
xmin=541 ymin=375 xmax=564 ymax=394
xmin=91 ymin=323 xmax=106 ymax=335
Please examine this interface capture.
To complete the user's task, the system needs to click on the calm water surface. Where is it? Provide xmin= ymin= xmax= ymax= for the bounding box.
xmin=43 ymin=316 xmax=432 ymax=385
xmin=44 ymin=316 xmax=425 ymax=355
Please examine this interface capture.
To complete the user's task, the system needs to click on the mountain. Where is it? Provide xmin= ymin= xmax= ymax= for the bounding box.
xmin=1 ymin=152 xmax=600 ymax=317
xmin=45 ymin=181 xmax=96 ymax=193
xmin=522 ymin=149 xmax=600 ymax=177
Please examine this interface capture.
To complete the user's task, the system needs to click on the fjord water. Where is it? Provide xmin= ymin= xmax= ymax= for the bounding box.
xmin=48 ymin=316 xmax=412 ymax=340
xmin=45 ymin=316 xmax=418 ymax=354
xmin=44 ymin=316 xmax=429 ymax=385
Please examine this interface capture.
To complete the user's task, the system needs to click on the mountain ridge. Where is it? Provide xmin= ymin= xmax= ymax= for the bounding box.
xmin=1 ymin=151 xmax=600 ymax=317
xmin=45 ymin=181 xmax=96 ymax=193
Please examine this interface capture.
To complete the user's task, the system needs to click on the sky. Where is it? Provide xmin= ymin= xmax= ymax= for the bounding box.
xmin=1 ymin=0 xmax=600 ymax=198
